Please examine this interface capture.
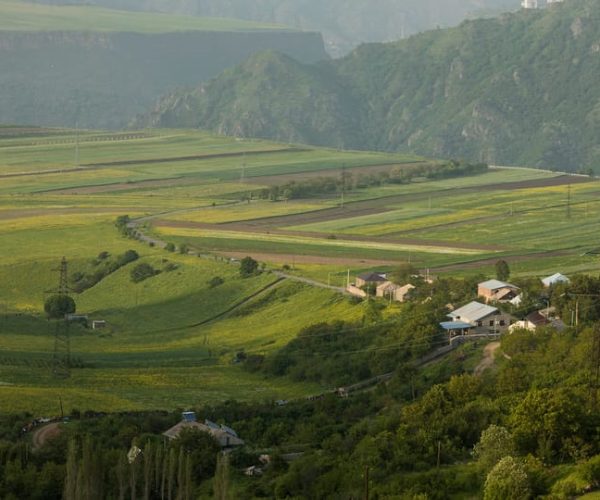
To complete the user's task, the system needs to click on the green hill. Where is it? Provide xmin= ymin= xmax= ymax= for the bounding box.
xmin=0 ymin=1 xmax=327 ymax=129
xmin=140 ymin=0 xmax=600 ymax=171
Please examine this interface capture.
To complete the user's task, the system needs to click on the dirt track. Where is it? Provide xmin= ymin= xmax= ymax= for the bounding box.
xmin=32 ymin=423 xmax=61 ymax=450
xmin=474 ymin=342 xmax=501 ymax=376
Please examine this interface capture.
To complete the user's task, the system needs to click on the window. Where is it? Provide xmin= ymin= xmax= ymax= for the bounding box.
xmin=499 ymin=320 xmax=506 ymax=326
xmin=489 ymin=320 xmax=494 ymax=327
xmin=477 ymin=321 xmax=483 ymax=327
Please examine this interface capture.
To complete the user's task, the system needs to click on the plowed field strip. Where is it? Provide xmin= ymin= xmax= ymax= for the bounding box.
xmin=218 ymin=175 xmax=589 ymax=229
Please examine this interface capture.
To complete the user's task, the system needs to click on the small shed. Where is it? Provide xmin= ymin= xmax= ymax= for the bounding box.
xmin=542 ymin=273 xmax=570 ymax=288
xmin=91 ymin=320 xmax=107 ymax=330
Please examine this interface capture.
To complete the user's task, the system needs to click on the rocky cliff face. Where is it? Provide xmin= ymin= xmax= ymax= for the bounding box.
xmin=0 ymin=29 xmax=327 ymax=128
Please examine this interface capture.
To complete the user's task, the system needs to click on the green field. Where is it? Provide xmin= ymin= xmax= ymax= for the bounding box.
xmin=0 ymin=0 xmax=289 ymax=32
xmin=0 ymin=127 xmax=598 ymax=415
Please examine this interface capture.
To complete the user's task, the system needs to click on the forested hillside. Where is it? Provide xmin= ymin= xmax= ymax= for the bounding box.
xmin=30 ymin=0 xmax=520 ymax=56
xmin=139 ymin=0 xmax=600 ymax=171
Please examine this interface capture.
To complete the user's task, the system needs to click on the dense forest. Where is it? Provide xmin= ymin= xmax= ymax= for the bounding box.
xmin=139 ymin=0 xmax=600 ymax=171
xmin=3 ymin=273 xmax=600 ymax=498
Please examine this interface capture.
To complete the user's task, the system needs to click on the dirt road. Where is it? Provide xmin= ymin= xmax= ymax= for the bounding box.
xmin=32 ymin=422 xmax=61 ymax=450
xmin=474 ymin=342 xmax=501 ymax=376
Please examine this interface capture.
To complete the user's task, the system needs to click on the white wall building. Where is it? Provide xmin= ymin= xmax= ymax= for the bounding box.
xmin=522 ymin=0 xmax=564 ymax=8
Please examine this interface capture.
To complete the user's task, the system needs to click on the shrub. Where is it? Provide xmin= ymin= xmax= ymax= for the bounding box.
xmin=130 ymin=263 xmax=158 ymax=283
xmin=208 ymin=276 xmax=225 ymax=288
xmin=164 ymin=242 xmax=176 ymax=252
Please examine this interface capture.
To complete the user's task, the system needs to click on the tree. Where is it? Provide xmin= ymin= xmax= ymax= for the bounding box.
xmin=484 ymin=456 xmax=530 ymax=500
xmin=44 ymin=294 xmax=76 ymax=319
xmin=164 ymin=243 xmax=176 ymax=252
xmin=389 ymin=263 xmax=417 ymax=284
xmin=495 ymin=260 xmax=510 ymax=281
xmin=130 ymin=263 xmax=158 ymax=283
xmin=473 ymin=425 xmax=516 ymax=473
xmin=239 ymin=256 xmax=259 ymax=277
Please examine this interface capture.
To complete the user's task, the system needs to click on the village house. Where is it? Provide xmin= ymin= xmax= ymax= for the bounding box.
xmin=163 ymin=412 xmax=244 ymax=448
xmin=542 ymin=273 xmax=570 ymax=288
xmin=375 ymin=282 xmax=415 ymax=303
xmin=445 ymin=301 xmax=514 ymax=335
xmin=477 ymin=279 xmax=520 ymax=303
xmin=355 ymin=272 xmax=387 ymax=289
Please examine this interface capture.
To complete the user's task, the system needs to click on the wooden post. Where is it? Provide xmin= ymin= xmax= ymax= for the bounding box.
xmin=364 ymin=465 xmax=369 ymax=500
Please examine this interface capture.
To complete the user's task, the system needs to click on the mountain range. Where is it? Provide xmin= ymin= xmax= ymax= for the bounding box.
xmin=30 ymin=0 xmax=520 ymax=56
xmin=137 ymin=0 xmax=600 ymax=171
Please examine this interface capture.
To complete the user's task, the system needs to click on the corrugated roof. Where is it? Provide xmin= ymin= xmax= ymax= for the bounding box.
xmin=478 ymin=279 xmax=519 ymax=291
xmin=542 ymin=273 xmax=570 ymax=287
xmin=440 ymin=321 xmax=474 ymax=330
xmin=449 ymin=301 xmax=498 ymax=322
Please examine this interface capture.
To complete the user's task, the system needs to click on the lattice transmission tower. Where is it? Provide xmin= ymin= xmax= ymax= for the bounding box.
xmin=47 ymin=257 xmax=72 ymax=378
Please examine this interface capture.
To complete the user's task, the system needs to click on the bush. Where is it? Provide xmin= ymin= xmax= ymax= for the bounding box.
xmin=130 ymin=263 xmax=158 ymax=283
xmin=164 ymin=242 xmax=176 ymax=252
xmin=208 ymin=276 xmax=225 ymax=288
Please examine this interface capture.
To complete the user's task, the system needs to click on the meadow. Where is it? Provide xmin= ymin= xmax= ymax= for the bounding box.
xmin=0 ymin=0 xmax=288 ymax=33
xmin=0 ymin=127 xmax=598 ymax=415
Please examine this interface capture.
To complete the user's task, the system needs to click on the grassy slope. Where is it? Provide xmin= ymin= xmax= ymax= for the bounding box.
xmin=0 ymin=1 xmax=289 ymax=32
xmin=1 ymin=128 xmax=597 ymax=415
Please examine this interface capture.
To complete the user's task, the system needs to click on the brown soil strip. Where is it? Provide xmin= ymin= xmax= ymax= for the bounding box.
xmin=51 ymin=177 xmax=187 ymax=195
xmin=219 ymin=251 xmax=405 ymax=266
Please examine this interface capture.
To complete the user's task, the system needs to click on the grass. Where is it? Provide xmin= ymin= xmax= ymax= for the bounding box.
xmin=0 ymin=127 xmax=598 ymax=415
xmin=0 ymin=1 xmax=290 ymax=33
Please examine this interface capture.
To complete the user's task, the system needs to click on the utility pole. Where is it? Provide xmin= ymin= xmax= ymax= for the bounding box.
xmin=566 ymin=184 xmax=572 ymax=219
xmin=590 ymin=323 xmax=600 ymax=408
xmin=240 ymin=153 xmax=246 ymax=183
xmin=74 ymin=122 xmax=80 ymax=167
xmin=363 ymin=465 xmax=369 ymax=500
xmin=340 ymin=165 xmax=346 ymax=209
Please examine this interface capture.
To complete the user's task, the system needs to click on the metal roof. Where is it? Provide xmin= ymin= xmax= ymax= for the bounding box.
xmin=478 ymin=279 xmax=519 ymax=291
xmin=440 ymin=321 xmax=474 ymax=331
xmin=449 ymin=301 xmax=498 ymax=322
xmin=542 ymin=273 xmax=570 ymax=287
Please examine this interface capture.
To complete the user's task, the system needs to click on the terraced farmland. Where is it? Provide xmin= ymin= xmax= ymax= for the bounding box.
xmin=0 ymin=127 xmax=598 ymax=414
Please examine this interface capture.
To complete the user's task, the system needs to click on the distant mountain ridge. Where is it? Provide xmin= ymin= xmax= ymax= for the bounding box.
xmin=29 ymin=0 xmax=520 ymax=56
xmin=0 ymin=1 xmax=327 ymax=128
xmin=137 ymin=0 xmax=600 ymax=171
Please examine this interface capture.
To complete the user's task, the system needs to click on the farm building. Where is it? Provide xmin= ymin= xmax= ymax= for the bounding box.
xmin=91 ymin=320 xmax=107 ymax=330
xmin=477 ymin=279 xmax=520 ymax=303
xmin=355 ymin=272 xmax=387 ymax=289
xmin=542 ymin=273 xmax=570 ymax=288
xmin=163 ymin=412 xmax=244 ymax=448
xmin=446 ymin=301 xmax=514 ymax=335
xmin=375 ymin=282 xmax=415 ymax=302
